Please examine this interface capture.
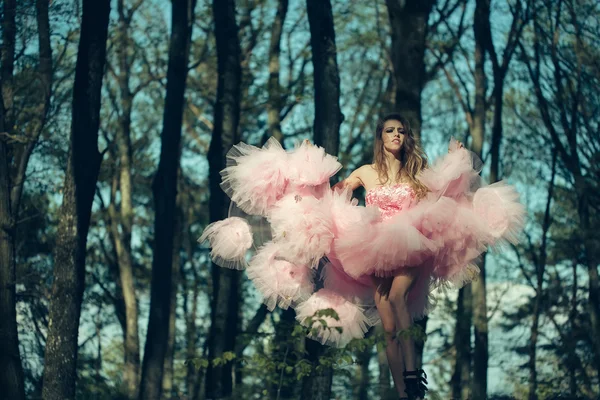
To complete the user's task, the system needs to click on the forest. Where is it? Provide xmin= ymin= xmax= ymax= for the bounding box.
xmin=0 ymin=0 xmax=599 ymax=399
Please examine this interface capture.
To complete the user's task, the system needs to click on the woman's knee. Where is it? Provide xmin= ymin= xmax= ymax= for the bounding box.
xmin=381 ymin=321 xmax=397 ymax=342
xmin=389 ymin=286 xmax=409 ymax=308
xmin=390 ymin=272 xmax=417 ymax=307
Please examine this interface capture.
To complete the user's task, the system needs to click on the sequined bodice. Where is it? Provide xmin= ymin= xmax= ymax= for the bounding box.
xmin=365 ymin=183 xmax=417 ymax=221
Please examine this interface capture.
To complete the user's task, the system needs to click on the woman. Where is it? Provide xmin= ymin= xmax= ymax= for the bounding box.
xmin=332 ymin=113 xmax=453 ymax=399
xmin=200 ymin=113 xmax=524 ymax=400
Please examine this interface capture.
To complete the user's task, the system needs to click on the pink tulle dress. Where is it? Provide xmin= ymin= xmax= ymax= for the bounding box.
xmin=199 ymin=137 xmax=525 ymax=347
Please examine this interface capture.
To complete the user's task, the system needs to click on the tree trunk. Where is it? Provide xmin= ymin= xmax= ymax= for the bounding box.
xmin=162 ymin=194 xmax=183 ymax=399
xmin=267 ymin=0 xmax=288 ymax=143
xmin=269 ymin=308 xmax=298 ymax=400
xmin=377 ymin=329 xmax=392 ymax=399
xmin=0 ymin=0 xmax=25 ymax=398
xmin=183 ymin=225 xmax=201 ymax=400
xmin=301 ymin=339 xmax=333 ymax=400
xmin=470 ymin=0 xmax=490 ymax=397
xmin=527 ymin=151 xmax=556 ymax=400
xmin=451 ymin=285 xmax=472 ymax=400
xmin=205 ymin=0 xmax=242 ymax=398
xmin=41 ymin=1 xmax=110 ymax=399
xmin=112 ymin=1 xmax=142 ymax=397
xmin=385 ymin=0 xmax=435 ymax=138
xmin=354 ymin=344 xmax=371 ymax=400
xmin=302 ymin=1 xmax=342 ymax=397
xmin=307 ymin=0 xmax=342 ymax=155
xmin=138 ymin=1 xmax=197 ymax=398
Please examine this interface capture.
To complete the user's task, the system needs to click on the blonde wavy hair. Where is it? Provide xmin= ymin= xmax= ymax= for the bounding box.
xmin=373 ymin=113 xmax=429 ymax=199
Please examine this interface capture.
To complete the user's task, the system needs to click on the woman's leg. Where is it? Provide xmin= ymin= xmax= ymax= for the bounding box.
xmin=389 ymin=270 xmax=419 ymax=373
xmin=374 ymin=288 xmax=406 ymax=396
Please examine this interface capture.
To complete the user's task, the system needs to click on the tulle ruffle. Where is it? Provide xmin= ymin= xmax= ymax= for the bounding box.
xmin=246 ymin=241 xmax=315 ymax=311
xmin=198 ymin=217 xmax=253 ymax=269
xmin=199 ymin=137 xmax=525 ymax=347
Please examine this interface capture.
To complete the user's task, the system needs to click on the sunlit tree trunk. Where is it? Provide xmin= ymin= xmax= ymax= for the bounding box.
xmin=109 ymin=1 xmax=144 ymax=397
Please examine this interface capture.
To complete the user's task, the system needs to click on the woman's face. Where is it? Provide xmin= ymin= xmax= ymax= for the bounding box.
xmin=381 ymin=119 xmax=405 ymax=154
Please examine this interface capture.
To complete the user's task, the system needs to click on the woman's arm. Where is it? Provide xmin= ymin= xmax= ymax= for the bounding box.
xmin=332 ymin=166 xmax=364 ymax=192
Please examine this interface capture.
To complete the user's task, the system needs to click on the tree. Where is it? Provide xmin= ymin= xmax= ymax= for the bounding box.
xmin=385 ymin=0 xmax=436 ymax=138
xmin=520 ymin=0 xmax=600 ymax=378
xmin=266 ymin=0 xmax=289 ymax=143
xmin=105 ymin=1 xmax=149 ymax=397
xmin=205 ymin=0 xmax=242 ymax=397
xmin=41 ymin=1 xmax=111 ymax=399
xmin=301 ymin=0 xmax=342 ymax=398
xmin=138 ymin=0 xmax=197 ymax=398
xmin=0 ymin=1 xmax=52 ymax=398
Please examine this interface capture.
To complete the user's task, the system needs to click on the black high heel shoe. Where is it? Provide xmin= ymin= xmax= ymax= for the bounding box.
xmin=402 ymin=369 xmax=428 ymax=400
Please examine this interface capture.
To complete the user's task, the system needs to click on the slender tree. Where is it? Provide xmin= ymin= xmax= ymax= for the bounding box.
xmin=205 ymin=0 xmax=242 ymax=397
xmin=107 ymin=1 xmax=147 ymax=397
xmin=138 ymin=0 xmax=197 ymax=398
xmin=162 ymin=186 xmax=184 ymax=399
xmin=1 ymin=1 xmax=52 ymax=398
xmin=267 ymin=0 xmax=289 ymax=143
xmin=470 ymin=0 xmax=489 ymax=397
xmin=302 ymin=0 xmax=342 ymax=397
xmin=0 ymin=1 xmax=24 ymax=399
xmin=41 ymin=1 xmax=111 ymax=399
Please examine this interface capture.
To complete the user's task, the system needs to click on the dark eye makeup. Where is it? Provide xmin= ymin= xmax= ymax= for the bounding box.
xmin=385 ymin=128 xmax=405 ymax=135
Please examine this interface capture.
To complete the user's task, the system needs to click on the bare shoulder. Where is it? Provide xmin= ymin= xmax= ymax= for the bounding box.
xmin=352 ymin=164 xmax=376 ymax=179
xmin=355 ymin=164 xmax=379 ymax=187
xmin=333 ymin=164 xmax=373 ymax=191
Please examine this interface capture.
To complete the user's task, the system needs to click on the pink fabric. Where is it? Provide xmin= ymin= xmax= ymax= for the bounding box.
xmin=365 ymin=184 xmax=417 ymax=220
xmin=200 ymin=137 xmax=525 ymax=347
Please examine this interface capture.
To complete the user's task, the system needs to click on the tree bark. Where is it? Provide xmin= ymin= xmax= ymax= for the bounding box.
xmin=269 ymin=308 xmax=297 ymax=400
xmin=470 ymin=1 xmax=489 ymax=398
xmin=138 ymin=1 xmax=197 ymax=398
xmin=301 ymin=1 xmax=342 ymax=397
xmin=110 ymin=1 xmax=143 ymax=397
xmin=0 ymin=0 xmax=24 ymax=398
xmin=385 ymin=0 xmax=435 ymax=138
xmin=267 ymin=0 xmax=288 ymax=143
xmin=307 ymin=0 xmax=342 ymax=155
xmin=162 ymin=193 xmax=183 ymax=399
xmin=451 ymin=285 xmax=472 ymax=400
xmin=527 ymin=150 xmax=556 ymax=400
xmin=301 ymin=339 xmax=333 ymax=400
xmin=377 ymin=328 xmax=392 ymax=399
xmin=182 ymin=214 xmax=201 ymax=400
xmin=41 ymin=1 xmax=111 ymax=399
xmin=354 ymin=344 xmax=372 ymax=400
xmin=205 ymin=0 xmax=242 ymax=398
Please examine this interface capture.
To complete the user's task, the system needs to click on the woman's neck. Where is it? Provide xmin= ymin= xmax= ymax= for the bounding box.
xmin=383 ymin=150 xmax=402 ymax=181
